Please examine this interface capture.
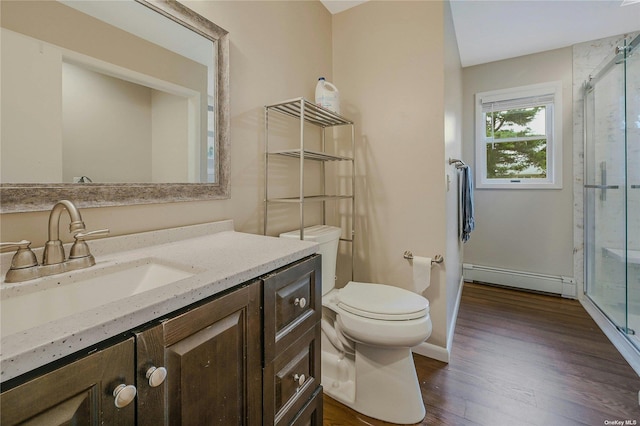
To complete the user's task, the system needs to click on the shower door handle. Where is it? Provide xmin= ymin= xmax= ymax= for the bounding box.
xmin=631 ymin=185 xmax=640 ymax=189
xmin=585 ymin=161 xmax=620 ymax=201
xmin=583 ymin=184 xmax=619 ymax=202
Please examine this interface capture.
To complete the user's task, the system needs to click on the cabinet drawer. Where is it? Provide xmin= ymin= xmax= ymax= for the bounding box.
xmin=290 ymin=386 xmax=323 ymax=426
xmin=264 ymin=324 xmax=321 ymax=426
xmin=263 ymin=255 xmax=321 ymax=362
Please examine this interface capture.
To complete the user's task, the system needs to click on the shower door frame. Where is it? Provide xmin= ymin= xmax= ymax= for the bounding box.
xmin=583 ymin=34 xmax=639 ymax=346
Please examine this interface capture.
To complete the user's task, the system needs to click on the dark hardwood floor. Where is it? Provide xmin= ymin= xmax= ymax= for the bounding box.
xmin=323 ymin=282 xmax=640 ymax=425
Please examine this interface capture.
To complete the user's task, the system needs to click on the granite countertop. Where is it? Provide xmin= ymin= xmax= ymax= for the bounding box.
xmin=0 ymin=220 xmax=317 ymax=383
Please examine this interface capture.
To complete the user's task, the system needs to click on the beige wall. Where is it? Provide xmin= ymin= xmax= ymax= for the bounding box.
xmin=187 ymin=0 xmax=333 ymax=235
xmin=462 ymin=47 xmax=574 ymax=277
xmin=333 ymin=0 xmax=462 ymax=351
xmin=62 ymin=63 xmax=153 ymax=183
xmin=2 ymin=28 xmax=63 ymax=183
xmin=151 ymin=90 xmax=190 ymax=183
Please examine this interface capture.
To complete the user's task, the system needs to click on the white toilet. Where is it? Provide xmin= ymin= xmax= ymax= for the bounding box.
xmin=281 ymin=225 xmax=432 ymax=424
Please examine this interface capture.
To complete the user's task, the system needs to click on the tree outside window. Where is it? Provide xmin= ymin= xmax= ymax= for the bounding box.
xmin=485 ymin=107 xmax=547 ymax=179
xmin=475 ymin=81 xmax=562 ymax=189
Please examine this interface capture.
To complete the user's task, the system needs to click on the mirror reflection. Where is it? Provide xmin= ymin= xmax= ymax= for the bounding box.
xmin=2 ymin=0 xmax=215 ymax=184
xmin=0 ymin=0 xmax=228 ymax=212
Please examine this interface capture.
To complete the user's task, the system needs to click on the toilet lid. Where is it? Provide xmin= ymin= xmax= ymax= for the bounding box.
xmin=337 ymin=281 xmax=429 ymax=321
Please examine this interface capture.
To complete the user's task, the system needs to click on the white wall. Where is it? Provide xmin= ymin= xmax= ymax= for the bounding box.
xmin=462 ymin=48 xmax=574 ymax=280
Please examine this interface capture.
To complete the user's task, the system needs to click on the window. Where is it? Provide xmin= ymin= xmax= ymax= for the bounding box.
xmin=475 ymin=81 xmax=563 ymax=189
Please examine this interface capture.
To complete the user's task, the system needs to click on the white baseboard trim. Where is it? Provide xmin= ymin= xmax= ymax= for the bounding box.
xmin=412 ymin=341 xmax=450 ymax=363
xmin=581 ymin=296 xmax=640 ymax=376
xmin=412 ymin=277 xmax=465 ymax=363
xmin=463 ymin=263 xmax=576 ymax=298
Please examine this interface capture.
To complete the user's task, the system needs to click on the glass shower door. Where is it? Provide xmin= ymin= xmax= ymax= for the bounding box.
xmin=626 ymin=36 xmax=639 ymax=343
xmin=584 ymin=47 xmax=628 ymax=333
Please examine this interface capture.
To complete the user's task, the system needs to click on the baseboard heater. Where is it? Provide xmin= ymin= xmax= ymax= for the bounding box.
xmin=462 ymin=263 xmax=576 ymax=298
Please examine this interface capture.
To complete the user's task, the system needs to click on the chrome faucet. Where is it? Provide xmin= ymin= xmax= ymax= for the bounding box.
xmin=2 ymin=200 xmax=109 ymax=283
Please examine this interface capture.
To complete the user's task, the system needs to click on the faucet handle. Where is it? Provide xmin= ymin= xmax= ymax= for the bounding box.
xmin=0 ymin=240 xmax=32 ymax=251
xmin=1 ymin=240 xmax=38 ymax=269
xmin=69 ymin=229 xmax=109 ymax=261
xmin=1 ymin=240 xmax=40 ymax=283
xmin=74 ymin=229 xmax=110 ymax=241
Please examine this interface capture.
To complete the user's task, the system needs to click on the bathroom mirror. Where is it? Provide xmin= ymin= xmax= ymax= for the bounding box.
xmin=0 ymin=0 xmax=230 ymax=213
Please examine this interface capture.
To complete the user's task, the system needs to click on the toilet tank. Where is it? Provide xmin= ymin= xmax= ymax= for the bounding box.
xmin=279 ymin=225 xmax=342 ymax=295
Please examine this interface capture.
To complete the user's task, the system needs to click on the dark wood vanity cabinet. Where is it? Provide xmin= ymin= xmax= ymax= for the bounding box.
xmin=0 ymin=338 xmax=136 ymax=425
xmin=135 ymin=280 xmax=262 ymax=425
xmin=0 ymin=255 xmax=322 ymax=426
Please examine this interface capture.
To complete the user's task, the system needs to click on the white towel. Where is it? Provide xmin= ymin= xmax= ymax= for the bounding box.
xmin=412 ymin=256 xmax=432 ymax=294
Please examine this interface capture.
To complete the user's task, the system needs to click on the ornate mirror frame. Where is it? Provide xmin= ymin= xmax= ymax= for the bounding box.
xmin=0 ymin=0 xmax=230 ymax=213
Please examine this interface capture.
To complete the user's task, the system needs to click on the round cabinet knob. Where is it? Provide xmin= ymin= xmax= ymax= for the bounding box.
xmin=294 ymin=297 xmax=307 ymax=308
xmin=113 ymin=384 xmax=137 ymax=408
xmin=146 ymin=366 xmax=168 ymax=388
xmin=293 ymin=373 xmax=306 ymax=386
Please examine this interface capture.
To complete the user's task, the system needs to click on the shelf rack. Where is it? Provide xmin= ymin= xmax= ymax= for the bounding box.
xmin=264 ymin=97 xmax=355 ymax=279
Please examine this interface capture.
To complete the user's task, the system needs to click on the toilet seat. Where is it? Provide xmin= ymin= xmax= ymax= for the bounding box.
xmin=337 ymin=281 xmax=429 ymax=321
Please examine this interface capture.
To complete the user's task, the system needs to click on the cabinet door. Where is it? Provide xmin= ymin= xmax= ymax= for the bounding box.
xmin=137 ymin=281 xmax=262 ymax=426
xmin=0 ymin=338 xmax=136 ymax=426
xmin=135 ymin=324 xmax=166 ymax=426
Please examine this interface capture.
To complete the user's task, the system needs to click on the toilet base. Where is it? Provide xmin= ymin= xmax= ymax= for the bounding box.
xmin=322 ymin=343 xmax=426 ymax=424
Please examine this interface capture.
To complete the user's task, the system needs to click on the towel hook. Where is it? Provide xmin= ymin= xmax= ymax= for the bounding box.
xmin=403 ymin=251 xmax=443 ymax=264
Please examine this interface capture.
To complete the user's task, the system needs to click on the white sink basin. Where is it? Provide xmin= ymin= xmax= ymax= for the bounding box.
xmin=1 ymin=258 xmax=197 ymax=337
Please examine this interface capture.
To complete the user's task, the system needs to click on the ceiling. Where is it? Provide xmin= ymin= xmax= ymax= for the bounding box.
xmin=321 ymin=0 xmax=369 ymax=14
xmin=320 ymin=0 xmax=640 ymax=67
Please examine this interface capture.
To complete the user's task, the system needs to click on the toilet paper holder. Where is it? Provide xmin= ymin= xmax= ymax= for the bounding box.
xmin=403 ymin=251 xmax=444 ymax=264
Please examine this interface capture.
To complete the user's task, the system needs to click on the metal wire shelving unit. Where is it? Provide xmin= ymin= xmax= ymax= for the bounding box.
xmin=264 ymin=97 xmax=355 ymax=278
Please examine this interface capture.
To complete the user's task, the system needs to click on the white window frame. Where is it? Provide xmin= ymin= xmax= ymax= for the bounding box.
xmin=475 ymin=81 xmax=563 ymax=189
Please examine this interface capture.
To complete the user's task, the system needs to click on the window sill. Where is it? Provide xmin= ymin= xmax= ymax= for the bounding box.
xmin=476 ymin=181 xmax=563 ymax=190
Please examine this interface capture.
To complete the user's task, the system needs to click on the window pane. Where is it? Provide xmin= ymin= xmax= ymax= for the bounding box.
xmin=486 ymin=139 xmax=547 ymax=179
xmin=485 ymin=107 xmax=546 ymax=140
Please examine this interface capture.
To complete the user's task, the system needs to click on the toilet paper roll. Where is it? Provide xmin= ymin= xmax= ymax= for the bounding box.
xmin=412 ymin=256 xmax=432 ymax=294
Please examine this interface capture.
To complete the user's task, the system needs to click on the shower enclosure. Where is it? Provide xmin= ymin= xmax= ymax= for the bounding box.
xmin=584 ymin=34 xmax=639 ymax=350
